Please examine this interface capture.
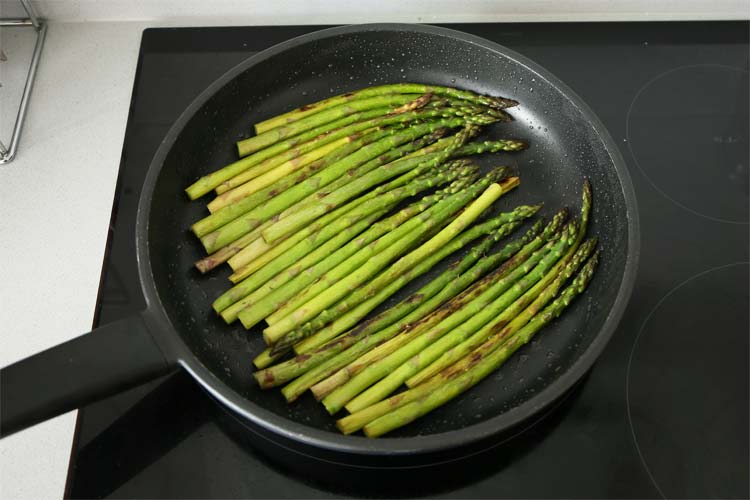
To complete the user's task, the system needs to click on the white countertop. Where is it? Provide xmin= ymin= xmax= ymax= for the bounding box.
xmin=0 ymin=21 xmax=149 ymax=500
xmin=0 ymin=9 xmax=746 ymax=497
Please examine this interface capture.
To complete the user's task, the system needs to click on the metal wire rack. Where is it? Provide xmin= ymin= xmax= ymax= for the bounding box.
xmin=1 ymin=0 xmax=46 ymax=163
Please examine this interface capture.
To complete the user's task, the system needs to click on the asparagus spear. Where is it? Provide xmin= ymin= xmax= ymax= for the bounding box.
xmin=192 ymin=125 xmax=401 ymax=239
xmin=238 ymin=173 xmax=475 ymax=330
xmin=195 ymin=128 xmax=459 ymax=273
xmin=275 ymin=218 xmax=527 ymax=355
xmin=452 ymin=139 xmax=529 ymax=158
xmin=223 ymin=134 xmax=462 ymax=281
xmin=257 ymin=165 xmax=501 ymax=330
xmin=213 ymin=166 xmax=472 ymax=316
xmin=186 ymin=107 xmax=390 ymax=200
xmin=347 ymin=234 xmax=595 ymax=412
xmin=407 ymin=183 xmax=594 ymax=386
xmin=195 ymin=168 xmax=374 ymax=275
xmin=407 ymin=237 xmax=597 ymax=388
xmin=345 ymin=203 xmax=591 ymax=411
xmin=269 ymin=179 xmax=544 ymax=332
xmin=194 ymin=133 xmax=524 ymax=266
xmin=199 ymin=119 xmax=468 ymax=252
xmin=263 ymin=174 xmax=518 ymax=343
xmin=229 ymin=174 xmax=458 ymax=283
xmin=206 ymin=136 xmax=353 ymax=213
xmin=190 ymin=133 xmax=530 ymax=273
xmin=195 ymin=200 xmax=316 ymax=274
xmin=195 ymin=172 xmax=369 ymax=275
xmin=275 ymin=220 xmax=546 ymax=400
xmin=238 ymin=94 xmax=430 ymax=156
xmin=234 ymin=176 xmax=470 ymax=330
xmin=250 ymin=135 xmax=525 ymax=257
xmin=300 ymin=205 xmax=541 ymax=324
xmin=260 ymin=139 xmax=526 ymax=246
xmin=273 ymin=206 xmax=540 ymax=354
xmin=291 ymin=206 xmax=564 ymax=354
xmin=254 ymin=221 xmax=541 ymax=389
xmin=361 ymin=252 xmax=599 ymax=437
xmin=216 ymin=209 xmax=380 ymax=317
xmin=212 ymin=120 xmax=453 ymax=214
xmin=258 ymin=129 xmax=473 ymax=246
xmin=194 ymin=230 xmax=259 ymax=274
xmin=254 ymin=83 xmax=518 ymax=134
xmin=424 ymin=97 xmax=513 ymax=122
xmin=214 ymin=102 xmax=494 ymax=196
xmin=253 ymin=219 xmax=531 ymax=390
xmin=306 ymin=229 xmax=562 ymax=401
xmin=282 ymin=214 xmax=564 ymax=397
xmin=257 ymin=217 xmax=545 ymax=377
xmin=186 ymin=95 xmax=504 ymax=201
xmin=199 ymin=124 xmax=460 ymax=247
xmin=222 ymin=129 xmax=455 ymax=275
xmin=321 ymin=222 xmax=576 ymax=415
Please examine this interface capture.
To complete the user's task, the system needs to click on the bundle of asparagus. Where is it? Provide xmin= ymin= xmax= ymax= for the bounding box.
xmin=255 ymin=183 xmax=598 ymax=436
xmin=186 ymin=82 xmax=598 ymax=437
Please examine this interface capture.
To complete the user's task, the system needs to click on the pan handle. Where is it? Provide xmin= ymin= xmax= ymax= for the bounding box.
xmin=0 ymin=312 xmax=176 ymax=437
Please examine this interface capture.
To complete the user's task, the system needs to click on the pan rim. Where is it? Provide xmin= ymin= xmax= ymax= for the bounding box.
xmin=136 ymin=22 xmax=640 ymax=456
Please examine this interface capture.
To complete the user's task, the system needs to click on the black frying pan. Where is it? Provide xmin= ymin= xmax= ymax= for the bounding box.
xmin=0 ymin=24 xmax=639 ymax=465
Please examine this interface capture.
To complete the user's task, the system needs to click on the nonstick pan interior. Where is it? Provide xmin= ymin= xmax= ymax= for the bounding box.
xmin=142 ymin=24 xmax=636 ymax=447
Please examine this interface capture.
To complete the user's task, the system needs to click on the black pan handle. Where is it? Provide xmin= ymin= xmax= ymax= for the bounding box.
xmin=0 ymin=313 xmax=176 ymax=437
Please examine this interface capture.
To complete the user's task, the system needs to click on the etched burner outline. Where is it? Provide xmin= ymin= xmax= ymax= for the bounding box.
xmin=625 ymin=64 xmax=749 ymax=225
xmin=625 ymin=262 xmax=749 ymax=499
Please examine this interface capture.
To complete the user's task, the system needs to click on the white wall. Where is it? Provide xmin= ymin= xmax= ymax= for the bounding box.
xmin=8 ymin=0 xmax=750 ymax=24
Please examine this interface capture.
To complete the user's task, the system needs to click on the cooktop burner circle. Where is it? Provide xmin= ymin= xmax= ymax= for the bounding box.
xmin=626 ymin=262 xmax=749 ymax=498
xmin=626 ymin=64 xmax=749 ymax=224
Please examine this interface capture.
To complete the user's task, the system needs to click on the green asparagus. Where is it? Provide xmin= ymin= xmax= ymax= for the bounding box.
xmin=321 ymin=222 xmax=576 ymax=415
xmin=359 ymin=252 xmax=599 ymax=437
xmin=200 ymin=119 xmax=469 ymax=253
xmin=273 ymin=220 xmax=545 ymax=400
xmin=264 ymin=175 xmax=518 ymax=344
xmin=253 ymin=83 xmax=517 ymax=134
xmin=273 ymin=205 xmax=540 ymax=354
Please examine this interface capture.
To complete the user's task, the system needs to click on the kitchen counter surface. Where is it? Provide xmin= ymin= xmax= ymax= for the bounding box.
xmin=0 ymin=21 xmax=149 ymax=500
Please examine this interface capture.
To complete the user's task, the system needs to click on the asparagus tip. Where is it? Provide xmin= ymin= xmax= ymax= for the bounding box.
xmin=582 ymin=178 xmax=592 ymax=197
xmin=492 ymin=96 xmax=520 ymax=109
xmin=389 ymin=93 xmax=433 ymax=115
xmin=528 ymin=202 xmax=544 ymax=214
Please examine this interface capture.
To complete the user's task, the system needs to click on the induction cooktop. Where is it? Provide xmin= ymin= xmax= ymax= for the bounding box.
xmin=64 ymin=22 xmax=749 ymax=499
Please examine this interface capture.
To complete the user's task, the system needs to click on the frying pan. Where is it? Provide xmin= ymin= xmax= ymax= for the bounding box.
xmin=0 ymin=23 xmax=639 ymax=465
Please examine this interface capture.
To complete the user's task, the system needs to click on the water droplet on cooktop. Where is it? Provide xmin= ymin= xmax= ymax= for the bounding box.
xmin=626 ymin=64 xmax=749 ymax=224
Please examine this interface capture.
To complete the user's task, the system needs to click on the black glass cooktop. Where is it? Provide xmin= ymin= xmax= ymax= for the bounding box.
xmin=64 ymin=22 xmax=749 ymax=499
